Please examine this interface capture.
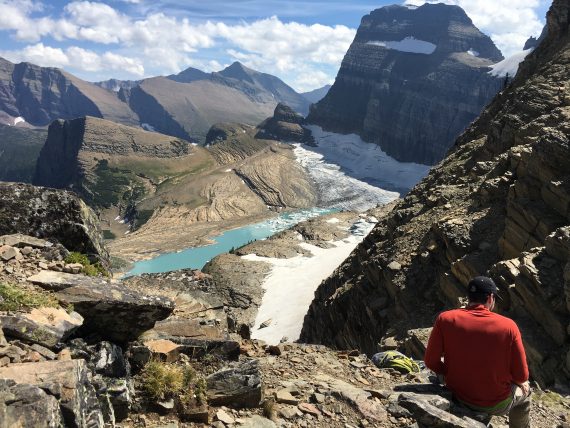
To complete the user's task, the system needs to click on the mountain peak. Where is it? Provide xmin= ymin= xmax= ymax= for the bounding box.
xmin=168 ymin=66 xmax=209 ymax=83
xmin=218 ymin=61 xmax=258 ymax=83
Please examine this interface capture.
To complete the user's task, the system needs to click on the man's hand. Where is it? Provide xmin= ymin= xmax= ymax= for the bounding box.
xmin=517 ymin=381 xmax=531 ymax=397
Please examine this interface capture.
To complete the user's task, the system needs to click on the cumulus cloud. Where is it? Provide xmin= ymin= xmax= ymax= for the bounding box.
xmin=403 ymin=0 xmax=546 ymax=57
xmin=0 ymin=1 xmax=353 ymax=89
xmin=0 ymin=43 xmax=145 ymax=76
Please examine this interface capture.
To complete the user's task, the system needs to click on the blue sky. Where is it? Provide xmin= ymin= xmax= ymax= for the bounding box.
xmin=0 ymin=0 xmax=550 ymax=91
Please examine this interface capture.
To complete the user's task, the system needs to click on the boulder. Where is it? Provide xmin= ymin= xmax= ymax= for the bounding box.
xmin=0 ymin=308 xmax=83 ymax=349
xmin=206 ymin=359 xmax=263 ymax=408
xmin=28 ymin=270 xmax=112 ymax=291
xmin=398 ymin=393 xmax=486 ymax=428
xmin=0 ymin=378 xmax=63 ymax=428
xmin=0 ymin=360 xmax=104 ymax=427
xmin=54 ymin=282 xmax=174 ymax=343
xmin=92 ymin=342 xmax=127 ymax=378
xmin=315 ymin=374 xmax=388 ymax=422
xmin=0 ymin=182 xmax=108 ymax=261
xmin=0 ymin=234 xmax=51 ymax=249
xmin=0 ymin=245 xmax=18 ymax=261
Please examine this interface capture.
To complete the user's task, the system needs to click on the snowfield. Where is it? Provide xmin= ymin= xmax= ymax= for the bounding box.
xmin=248 ymin=217 xmax=377 ymax=344
xmin=367 ymin=37 xmax=437 ymax=54
xmin=141 ymin=123 xmax=157 ymax=132
xmin=489 ymin=49 xmax=533 ymax=78
xmin=293 ymin=125 xmax=430 ymax=211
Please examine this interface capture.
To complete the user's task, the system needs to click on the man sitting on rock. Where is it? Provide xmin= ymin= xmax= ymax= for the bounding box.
xmin=424 ymin=276 xmax=531 ymax=428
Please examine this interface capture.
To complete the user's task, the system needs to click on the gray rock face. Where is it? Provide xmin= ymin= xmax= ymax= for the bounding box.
xmin=206 ymin=359 xmax=263 ymax=408
xmin=0 ymin=124 xmax=46 ymax=183
xmin=301 ymin=0 xmax=570 ymax=388
xmin=307 ymin=3 xmax=503 ymax=165
xmin=0 ymin=57 xmax=138 ymax=127
xmin=53 ymin=282 xmax=174 ymax=343
xmin=0 ymin=182 xmax=108 ymax=260
xmin=256 ymin=103 xmax=313 ymax=143
xmin=0 ymin=379 xmax=63 ymax=428
xmin=0 ymin=360 xmax=104 ymax=427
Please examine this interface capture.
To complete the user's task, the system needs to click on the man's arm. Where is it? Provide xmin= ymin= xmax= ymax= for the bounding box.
xmin=510 ymin=325 xmax=529 ymax=386
xmin=424 ymin=316 xmax=445 ymax=374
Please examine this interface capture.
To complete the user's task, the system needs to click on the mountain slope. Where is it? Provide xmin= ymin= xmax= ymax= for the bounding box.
xmin=0 ymin=124 xmax=47 ymax=182
xmin=301 ymin=0 xmax=570 ymax=388
xmin=0 ymin=57 xmax=138 ymax=127
xmin=126 ymin=76 xmax=277 ymax=143
xmin=307 ymin=4 xmax=504 ymax=165
xmin=214 ymin=62 xmax=310 ymax=115
xmin=302 ymin=85 xmax=331 ymax=104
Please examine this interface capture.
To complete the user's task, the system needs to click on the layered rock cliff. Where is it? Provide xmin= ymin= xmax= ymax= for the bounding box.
xmin=307 ymin=4 xmax=504 ymax=165
xmin=33 ymin=116 xmax=191 ymax=208
xmin=256 ymin=103 xmax=313 ymax=144
xmin=0 ymin=58 xmax=138 ymax=127
xmin=0 ymin=125 xmax=46 ymax=182
xmin=301 ymin=0 xmax=570 ymax=388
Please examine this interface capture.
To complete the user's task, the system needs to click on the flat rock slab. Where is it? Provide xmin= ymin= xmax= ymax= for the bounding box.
xmin=0 ymin=360 xmax=104 ymax=427
xmin=55 ymin=282 xmax=174 ymax=343
xmin=238 ymin=415 xmax=276 ymax=428
xmin=0 ymin=378 xmax=63 ymax=428
xmin=206 ymin=359 xmax=263 ymax=408
xmin=0 ymin=245 xmax=19 ymax=261
xmin=0 ymin=307 xmax=83 ymax=349
xmin=28 ymin=270 xmax=113 ymax=291
xmin=316 ymin=374 xmax=388 ymax=422
xmin=0 ymin=234 xmax=51 ymax=248
xmin=398 ymin=392 xmax=486 ymax=428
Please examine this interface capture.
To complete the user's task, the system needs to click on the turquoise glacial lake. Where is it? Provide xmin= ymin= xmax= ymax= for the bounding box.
xmin=124 ymin=208 xmax=333 ymax=277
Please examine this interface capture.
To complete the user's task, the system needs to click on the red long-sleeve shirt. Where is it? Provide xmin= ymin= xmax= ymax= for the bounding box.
xmin=424 ymin=305 xmax=529 ymax=407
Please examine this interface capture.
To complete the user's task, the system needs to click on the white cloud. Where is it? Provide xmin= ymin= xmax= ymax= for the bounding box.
xmin=403 ymin=0 xmax=546 ymax=56
xmin=1 ymin=43 xmax=144 ymax=76
xmin=0 ymin=2 xmax=354 ymax=89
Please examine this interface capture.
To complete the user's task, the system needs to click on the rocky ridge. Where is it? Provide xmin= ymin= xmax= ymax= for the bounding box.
xmin=121 ymin=62 xmax=310 ymax=143
xmin=301 ymin=0 xmax=570 ymax=391
xmin=256 ymin=103 xmax=313 ymax=144
xmin=307 ymin=4 xmax=504 ymax=165
xmin=0 ymin=57 xmax=138 ymax=128
xmin=0 ymin=229 xmax=567 ymax=427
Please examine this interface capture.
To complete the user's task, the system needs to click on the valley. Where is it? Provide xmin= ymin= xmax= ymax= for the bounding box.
xmin=0 ymin=1 xmax=568 ymax=427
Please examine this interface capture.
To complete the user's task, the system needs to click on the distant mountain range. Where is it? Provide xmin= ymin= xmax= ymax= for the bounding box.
xmin=0 ymin=57 xmax=139 ymax=128
xmin=0 ymin=58 xmax=323 ymax=144
xmin=308 ymin=3 xmax=505 ymax=165
xmin=301 ymin=85 xmax=332 ymax=104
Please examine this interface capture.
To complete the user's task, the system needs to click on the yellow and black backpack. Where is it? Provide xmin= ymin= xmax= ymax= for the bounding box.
xmin=371 ymin=350 xmax=421 ymax=374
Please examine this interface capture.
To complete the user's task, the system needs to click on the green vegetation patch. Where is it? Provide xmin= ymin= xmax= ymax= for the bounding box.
xmin=65 ymin=252 xmax=108 ymax=277
xmin=0 ymin=283 xmax=59 ymax=311
xmin=140 ymin=360 xmax=196 ymax=401
xmin=88 ymin=159 xmax=134 ymax=208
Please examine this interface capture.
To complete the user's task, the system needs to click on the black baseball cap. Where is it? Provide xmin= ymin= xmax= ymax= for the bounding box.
xmin=468 ymin=276 xmax=502 ymax=300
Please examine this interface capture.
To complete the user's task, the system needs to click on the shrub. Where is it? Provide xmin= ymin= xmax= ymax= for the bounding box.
xmin=65 ymin=252 xmax=108 ymax=277
xmin=65 ymin=252 xmax=90 ymax=266
xmin=0 ymin=283 xmax=59 ymax=311
xmin=140 ymin=360 xmax=196 ymax=401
